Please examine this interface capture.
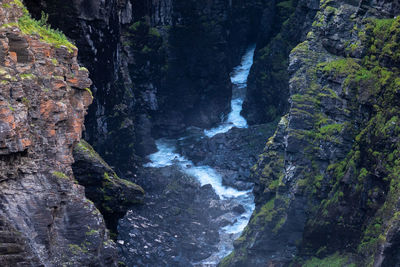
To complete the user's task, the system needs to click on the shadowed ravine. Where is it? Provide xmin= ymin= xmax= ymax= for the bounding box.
xmin=146 ymin=46 xmax=256 ymax=265
xmin=117 ymin=46 xmax=257 ymax=266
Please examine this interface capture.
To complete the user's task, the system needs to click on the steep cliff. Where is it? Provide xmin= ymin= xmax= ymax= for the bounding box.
xmin=242 ymin=0 xmax=319 ymax=125
xmin=222 ymin=0 xmax=400 ymax=266
xmin=0 ymin=1 xmax=118 ymax=265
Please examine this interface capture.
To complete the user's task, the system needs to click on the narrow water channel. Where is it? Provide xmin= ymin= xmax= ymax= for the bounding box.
xmin=143 ymin=46 xmax=256 ymax=265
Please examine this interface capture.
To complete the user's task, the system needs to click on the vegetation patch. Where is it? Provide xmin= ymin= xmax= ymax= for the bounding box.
xmin=5 ymin=1 xmax=76 ymax=52
xmin=52 ymin=171 xmax=69 ymax=180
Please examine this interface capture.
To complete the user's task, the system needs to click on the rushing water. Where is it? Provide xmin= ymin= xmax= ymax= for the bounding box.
xmin=204 ymin=46 xmax=255 ymax=137
xmin=144 ymin=46 xmax=256 ymax=265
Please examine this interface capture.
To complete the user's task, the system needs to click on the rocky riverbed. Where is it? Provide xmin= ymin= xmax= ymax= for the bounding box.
xmin=117 ymin=120 xmax=277 ymax=266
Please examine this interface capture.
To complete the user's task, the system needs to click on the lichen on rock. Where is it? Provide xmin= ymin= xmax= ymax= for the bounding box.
xmin=0 ymin=1 xmax=118 ymax=265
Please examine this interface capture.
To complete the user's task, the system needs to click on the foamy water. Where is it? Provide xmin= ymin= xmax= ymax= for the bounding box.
xmin=204 ymin=46 xmax=255 ymax=137
xmin=144 ymin=139 xmax=250 ymax=199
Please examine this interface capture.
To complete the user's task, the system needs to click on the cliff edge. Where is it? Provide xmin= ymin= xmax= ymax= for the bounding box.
xmin=0 ymin=1 xmax=118 ymax=265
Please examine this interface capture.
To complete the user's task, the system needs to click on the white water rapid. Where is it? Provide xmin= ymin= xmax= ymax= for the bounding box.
xmin=204 ymin=46 xmax=255 ymax=137
xmin=144 ymin=46 xmax=256 ymax=265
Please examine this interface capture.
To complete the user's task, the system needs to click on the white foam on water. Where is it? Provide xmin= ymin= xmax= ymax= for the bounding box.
xmin=145 ymin=139 xmax=250 ymax=199
xmin=204 ymin=46 xmax=256 ymax=138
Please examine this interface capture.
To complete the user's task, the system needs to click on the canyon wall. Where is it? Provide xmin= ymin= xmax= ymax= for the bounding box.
xmin=242 ymin=0 xmax=320 ymax=125
xmin=222 ymin=0 xmax=400 ymax=266
xmin=0 ymin=1 xmax=118 ymax=265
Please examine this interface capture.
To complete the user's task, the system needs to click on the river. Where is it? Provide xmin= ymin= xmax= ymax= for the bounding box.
xmin=143 ymin=46 xmax=256 ymax=265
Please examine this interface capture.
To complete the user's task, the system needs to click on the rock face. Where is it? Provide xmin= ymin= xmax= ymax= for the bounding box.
xmin=242 ymin=0 xmax=320 ymax=125
xmin=24 ymin=0 xmax=274 ymax=174
xmin=72 ymin=139 xmax=145 ymax=235
xmin=222 ymin=0 xmax=400 ymax=266
xmin=0 ymin=1 xmax=117 ymax=265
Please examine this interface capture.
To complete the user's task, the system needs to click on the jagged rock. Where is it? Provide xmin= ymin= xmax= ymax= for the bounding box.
xmin=72 ymin=139 xmax=145 ymax=235
xmin=0 ymin=1 xmax=117 ymax=266
xmin=242 ymin=0 xmax=319 ymax=125
xmin=118 ymin=166 xmax=223 ymax=266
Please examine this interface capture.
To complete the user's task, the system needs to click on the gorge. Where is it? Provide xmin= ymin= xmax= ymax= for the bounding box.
xmin=1 ymin=0 xmax=400 ymax=266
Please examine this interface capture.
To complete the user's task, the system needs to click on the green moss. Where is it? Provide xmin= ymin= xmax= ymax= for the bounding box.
xmin=319 ymin=123 xmax=345 ymax=135
xmin=68 ymin=244 xmax=88 ymax=255
xmin=303 ymin=253 xmax=354 ymax=267
xmin=53 ymin=75 xmax=64 ymax=80
xmin=20 ymin=73 xmax=36 ymax=80
xmin=21 ymin=96 xmax=30 ymax=107
xmin=219 ymin=251 xmax=236 ymax=266
xmin=75 ymin=140 xmax=111 ymax=169
xmin=85 ymin=88 xmax=93 ymax=98
xmin=129 ymin=21 xmax=142 ymax=32
xmin=52 ymin=171 xmax=69 ymax=179
xmin=85 ymin=229 xmax=98 ymax=236
xmin=141 ymin=45 xmax=152 ymax=54
xmin=149 ymin=27 xmax=160 ymax=37
xmin=273 ymin=216 xmax=287 ymax=233
xmin=251 ymin=198 xmax=276 ymax=224
xmin=8 ymin=103 xmax=15 ymax=112
xmin=103 ymin=172 xmax=112 ymax=182
xmin=319 ymin=58 xmax=361 ymax=78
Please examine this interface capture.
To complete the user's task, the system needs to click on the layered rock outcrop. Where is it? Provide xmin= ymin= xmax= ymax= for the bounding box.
xmin=0 ymin=1 xmax=118 ymax=265
xmin=222 ymin=0 xmax=400 ymax=266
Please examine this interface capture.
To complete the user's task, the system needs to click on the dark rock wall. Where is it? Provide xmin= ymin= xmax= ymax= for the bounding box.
xmin=72 ymin=140 xmax=145 ymax=236
xmin=222 ymin=0 xmax=400 ymax=266
xmin=242 ymin=0 xmax=320 ymax=125
xmin=0 ymin=1 xmax=118 ymax=265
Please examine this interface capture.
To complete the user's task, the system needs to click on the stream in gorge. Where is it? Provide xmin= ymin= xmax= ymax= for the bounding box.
xmin=118 ymin=46 xmax=258 ymax=266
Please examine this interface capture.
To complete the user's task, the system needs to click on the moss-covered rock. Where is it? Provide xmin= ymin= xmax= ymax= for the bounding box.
xmin=223 ymin=0 xmax=400 ymax=266
xmin=242 ymin=0 xmax=320 ymax=125
xmin=72 ymin=140 xmax=144 ymax=236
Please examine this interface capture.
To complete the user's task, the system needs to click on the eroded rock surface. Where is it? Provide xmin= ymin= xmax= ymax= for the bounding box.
xmin=0 ymin=1 xmax=117 ymax=265
xmin=25 ymin=0 xmax=275 ymax=175
xmin=178 ymin=122 xmax=279 ymax=190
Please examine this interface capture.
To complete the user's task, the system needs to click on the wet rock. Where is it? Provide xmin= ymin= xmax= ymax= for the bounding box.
xmin=118 ymin=165 xmax=247 ymax=266
xmin=25 ymin=0 xmax=275 ymax=176
xmin=179 ymin=122 xmax=278 ymax=190
xmin=232 ymin=205 xmax=246 ymax=214
xmin=222 ymin=1 xmax=400 ymax=266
